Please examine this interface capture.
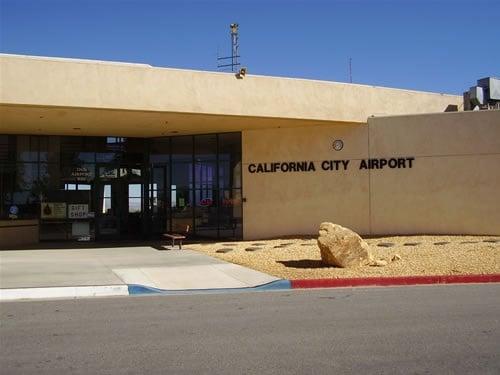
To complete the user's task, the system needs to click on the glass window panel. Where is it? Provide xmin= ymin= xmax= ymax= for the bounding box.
xmin=78 ymin=184 xmax=91 ymax=190
xmin=16 ymin=163 xmax=37 ymax=190
xmin=219 ymin=160 xmax=242 ymax=188
xmin=39 ymin=163 xmax=60 ymax=190
xmin=12 ymin=191 xmax=32 ymax=205
xmin=171 ymin=162 xmax=193 ymax=188
xmin=39 ymin=136 xmax=61 ymax=163
xmin=121 ymin=138 xmax=144 ymax=164
xmin=218 ymin=133 xmax=241 ymax=160
xmin=171 ymin=188 xmax=192 ymax=210
xmin=16 ymin=136 xmax=37 ymax=162
xmin=194 ymin=187 xmax=218 ymax=237
xmin=0 ymin=136 xmax=14 ymax=163
xmin=171 ymin=188 xmax=193 ymax=232
xmin=101 ymin=184 xmax=112 ymax=198
xmin=128 ymin=184 xmax=142 ymax=198
xmin=0 ymin=164 xmax=15 ymax=219
xmin=152 ymin=167 xmax=165 ymax=190
xmin=48 ymin=136 xmax=61 ymax=163
xmin=171 ymin=136 xmax=192 ymax=162
xmin=128 ymin=198 xmax=142 ymax=213
xmin=194 ymin=189 xmax=216 ymax=207
xmin=194 ymin=134 xmax=216 ymax=161
xmin=11 ymin=191 xmax=39 ymax=219
xmin=75 ymin=152 xmax=95 ymax=163
xmin=195 ymin=161 xmax=217 ymax=190
xmin=149 ymin=190 xmax=167 ymax=214
xmin=96 ymin=152 xmax=117 ymax=163
xmin=101 ymin=197 xmax=112 ymax=214
xmin=150 ymin=138 xmax=170 ymax=164
xmin=61 ymin=136 xmax=96 ymax=163
xmin=218 ymin=189 xmax=242 ymax=239
xmin=194 ymin=193 xmax=219 ymax=238
xmin=38 ymin=136 xmax=48 ymax=162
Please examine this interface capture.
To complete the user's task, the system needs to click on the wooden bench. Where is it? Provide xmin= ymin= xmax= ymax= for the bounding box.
xmin=162 ymin=225 xmax=190 ymax=249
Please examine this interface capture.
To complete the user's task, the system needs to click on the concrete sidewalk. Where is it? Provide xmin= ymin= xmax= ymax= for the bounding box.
xmin=0 ymin=245 xmax=281 ymax=300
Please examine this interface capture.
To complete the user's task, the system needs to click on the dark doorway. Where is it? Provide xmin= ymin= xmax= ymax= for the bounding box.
xmin=95 ymin=165 xmax=145 ymax=240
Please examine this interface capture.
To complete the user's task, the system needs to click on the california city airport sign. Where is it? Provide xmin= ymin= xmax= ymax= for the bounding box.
xmin=248 ymin=157 xmax=415 ymax=174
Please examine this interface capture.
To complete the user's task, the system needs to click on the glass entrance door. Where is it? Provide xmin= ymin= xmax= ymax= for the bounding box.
xmin=96 ymin=181 xmax=120 ymax=239
xmin=124 ymin=182 xmax=143 ymax=239
xmin=95 ymin=165 xmax=145 ymax=240
xmin=149 ymin=166 xmax=169 ymax=236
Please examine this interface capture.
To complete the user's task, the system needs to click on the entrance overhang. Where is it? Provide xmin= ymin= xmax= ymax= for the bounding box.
xmin=0 ymin=104 xmax=356 ymax=137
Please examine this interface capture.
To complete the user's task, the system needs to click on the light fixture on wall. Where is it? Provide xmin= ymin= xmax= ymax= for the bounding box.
xmin=236 ymin=67 xmax=247 ymax=79
xmin=333 ymin=139 xmax=343 ymax=151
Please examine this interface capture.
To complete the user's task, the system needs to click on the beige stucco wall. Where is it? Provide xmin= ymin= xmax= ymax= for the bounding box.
xmin=242 ymin=110 xmax=500 ymax=239
xmin=242 ymin=123 xmax=371 ymax=239
xmin=1 ymin=54 xmax=460 ymax=130
xmin=368 ymin=110 xmax=500 ymax=235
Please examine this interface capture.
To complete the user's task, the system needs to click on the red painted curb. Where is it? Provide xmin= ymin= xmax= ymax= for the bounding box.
xmin=290 ymin=274 xmax=500 ymax=289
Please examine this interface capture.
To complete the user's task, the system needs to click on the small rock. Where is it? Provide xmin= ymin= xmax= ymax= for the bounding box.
xmin=460 ymin=241 xmax=478 ymax=244
xmin=245 ymin=247 xmax=261 ymax=252
xmin=222 ymin=243 xmax=236 ymax=246
xmin=370 ymin=259 xmax=388 ymax=267
xmin=434 ymin=241 xmax=450 ymax=245
xmin=273 ymin=245 xmax=285 ymax=248
xmin=404 ymin=242 xmax=421 ymax=246
xmin=252 ymin=243 xmax=266 ymax=246
xmin=377 ymin=242 xmax=395 ymax=248
xmin=216 ymin=248 xmax=233 ymax=253
xmin=300 ymin=243 xmax=315 ymax=246
xmin=391 ymin=254 xmax=402 ymax=262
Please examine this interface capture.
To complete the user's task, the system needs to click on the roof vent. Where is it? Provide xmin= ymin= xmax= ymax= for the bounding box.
xmin=464 ymin=77 xmax=500 ymax=110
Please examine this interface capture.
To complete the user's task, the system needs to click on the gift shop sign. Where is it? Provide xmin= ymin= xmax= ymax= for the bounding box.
xmin=68 ymin=204 xmax=89 ymax=219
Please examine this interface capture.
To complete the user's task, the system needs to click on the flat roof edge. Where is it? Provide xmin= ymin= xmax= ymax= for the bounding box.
xmin=368 ymin=109 xmax=500 ymax=120
xmin=0 ymin=53 xmax=460 ymax=98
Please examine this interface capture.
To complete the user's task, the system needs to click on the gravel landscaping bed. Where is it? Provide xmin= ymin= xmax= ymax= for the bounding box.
xmin=188 ymin=235 xmax=500 ymax=279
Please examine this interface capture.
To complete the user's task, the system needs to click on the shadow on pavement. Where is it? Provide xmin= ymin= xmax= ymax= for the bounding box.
xmin=277 ymin=259 xmax=333 ymax=269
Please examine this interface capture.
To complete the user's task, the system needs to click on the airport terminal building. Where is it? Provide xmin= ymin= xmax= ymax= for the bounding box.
xmin=0 ymin=54 xmax=499 ymax=247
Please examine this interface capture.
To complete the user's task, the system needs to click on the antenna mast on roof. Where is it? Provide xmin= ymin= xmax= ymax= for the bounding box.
xmin=217 ymin=23 xmax=241 ymax=72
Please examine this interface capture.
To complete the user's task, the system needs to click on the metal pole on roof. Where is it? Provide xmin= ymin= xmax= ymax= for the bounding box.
xmin=217 ymin=23 xmax=241 ymax=72
xmin=230 ymin=23 xmax=239 ymax=72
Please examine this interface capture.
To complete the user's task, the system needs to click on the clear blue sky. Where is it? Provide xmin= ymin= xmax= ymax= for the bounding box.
xmin=1 ymin=0 xmax=499 ymax=94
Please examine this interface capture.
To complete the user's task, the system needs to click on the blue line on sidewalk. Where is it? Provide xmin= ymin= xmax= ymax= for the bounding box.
xmin=127 ymin=279 xmax=292 ymax=295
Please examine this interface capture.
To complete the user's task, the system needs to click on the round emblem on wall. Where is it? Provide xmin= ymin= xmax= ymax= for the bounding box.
xmin=333 ymin=139 xmax=344 ymax=151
